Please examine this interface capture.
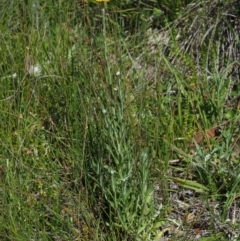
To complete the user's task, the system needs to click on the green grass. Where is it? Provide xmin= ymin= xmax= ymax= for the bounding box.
xmin=0 ymin=0 xmax=240 ymax=240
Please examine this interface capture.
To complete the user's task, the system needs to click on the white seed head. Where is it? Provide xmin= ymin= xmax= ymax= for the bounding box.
xmin=28 ymin=64 xmax=42 ymax=76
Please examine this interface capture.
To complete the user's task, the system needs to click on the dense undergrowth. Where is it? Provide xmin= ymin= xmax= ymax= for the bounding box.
xmin=0 ymin=0 xmax=240 ymax=240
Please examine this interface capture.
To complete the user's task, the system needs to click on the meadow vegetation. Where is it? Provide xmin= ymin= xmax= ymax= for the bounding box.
xmin=0 ymin=0 xmax=240 ymax=240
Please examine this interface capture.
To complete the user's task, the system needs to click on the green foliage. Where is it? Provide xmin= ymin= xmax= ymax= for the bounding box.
xmin=0 ymin=0 xmax=240 ymax=240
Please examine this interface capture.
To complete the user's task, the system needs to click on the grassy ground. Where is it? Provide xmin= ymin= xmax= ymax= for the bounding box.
xmin=1 ymin=0 xmax=240 ymax=240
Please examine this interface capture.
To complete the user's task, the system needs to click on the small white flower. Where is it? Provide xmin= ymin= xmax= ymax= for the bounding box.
xmin=1 ymin=73 xmax=18 ymax=80
xmin=102 ymin=108 xmax=107 ymax=114
xmin=12 ymin=73 xmax=17 ymax=78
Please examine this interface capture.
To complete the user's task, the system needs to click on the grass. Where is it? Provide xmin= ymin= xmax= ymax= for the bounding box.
xmin=0 ymin=0 xmax=240 ymax=240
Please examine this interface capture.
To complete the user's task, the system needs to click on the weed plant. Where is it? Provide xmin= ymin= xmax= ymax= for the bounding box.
xmin=0 ymin=0 xmax=240 ymax=240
